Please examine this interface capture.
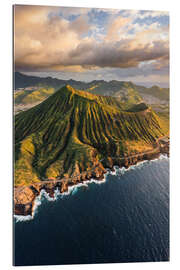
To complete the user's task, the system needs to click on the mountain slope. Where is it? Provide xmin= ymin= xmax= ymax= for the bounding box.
xmin=14 ymin=87 xmax=55 ymax=105
xmin=135 ymin=85 xmax=169 ymax=104
xmin=14 ymin=72 xmax=67 ymax=89
xmin=15 ymin=85 xmax=168 ymax=186
xmin=14 ymin=73 xmax=169 ymax=117
xmin=14 ymin=72 xmax=100 ymax=90
xmin=15 ymin=72 xmax=169 ymax=103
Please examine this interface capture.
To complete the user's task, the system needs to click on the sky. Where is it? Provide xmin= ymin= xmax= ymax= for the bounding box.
xmin=14 ymin=5 xmax=169 ymax=87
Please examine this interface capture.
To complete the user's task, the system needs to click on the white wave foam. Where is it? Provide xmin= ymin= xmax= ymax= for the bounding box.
xmin=14 ymin=178 xmax=107 ymax=223
xmin=107 ymin=154 xmax=169 ymax=177
xmin=85 ymin=177 xmax=106 ymax=185
xmin=14 ymin=191 xmax=42 ymax=223
xmin=151 ymin=153 xmax=169 ymax=162
xmin=14 ymin=214 xmax=34 ymax=222
xmin=14 ymin=154 xmax=169 ymax=222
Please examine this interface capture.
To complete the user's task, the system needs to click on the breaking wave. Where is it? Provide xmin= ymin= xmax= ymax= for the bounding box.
xmin=14 ymin=154 xmax=169 ymax=223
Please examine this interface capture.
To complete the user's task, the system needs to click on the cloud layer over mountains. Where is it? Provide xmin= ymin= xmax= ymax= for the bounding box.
xmin=14 ymin=5 xmax=169 ymax=86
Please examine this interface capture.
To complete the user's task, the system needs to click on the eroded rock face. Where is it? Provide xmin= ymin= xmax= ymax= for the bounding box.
xmin=14 ymin=186 xmax=36 ymax=205
xmin=14 ymin=186 xmax=39 ymax=216
xmin=14 ymin=144 xmax=169 ymax=217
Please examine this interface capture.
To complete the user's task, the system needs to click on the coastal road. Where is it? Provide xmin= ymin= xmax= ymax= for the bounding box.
xmin=14 ymin=135 xmax=169 ymax=194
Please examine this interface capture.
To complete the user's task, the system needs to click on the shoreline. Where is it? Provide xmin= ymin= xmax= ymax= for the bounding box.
xmin=14 ymin=144 xmax=169 ymax=220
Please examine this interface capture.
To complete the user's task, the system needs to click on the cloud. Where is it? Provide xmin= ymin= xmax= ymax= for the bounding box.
xmin=106 ymin=16 xmax=131 ymax=41
xmin=14 ymin=4 xmax=169 ymax=83
xmin=69 ymin=15 xmax=90 ymax=35
xmin=66 ymin=39 xmax=169 ymax=70
xmin=120 ymin=9 xmax=169 ymax=20
xmin=57 ymin=6 xmax=92 ymax=17
xmin=138 ymin=10 xmax=169 ymax=19
xmin=14 ymin=5 xmax=92 ymax=71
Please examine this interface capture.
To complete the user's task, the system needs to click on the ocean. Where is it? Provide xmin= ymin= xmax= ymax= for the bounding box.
xmin=14 ymin=155 xmax=169 ymax=266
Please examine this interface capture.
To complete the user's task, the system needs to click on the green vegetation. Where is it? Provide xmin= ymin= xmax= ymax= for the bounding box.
xmin=126 ymin=103 xmax=148 ymax=112
xmin=14 ymin=73 xmax=170 ymax=123
xmin=15 ymin=85 xmax=169 ymax=186
xmin=14 ymin=87 xmax=55 ymax=105
xmin=136 ymin=85 xmax=169 ymax=101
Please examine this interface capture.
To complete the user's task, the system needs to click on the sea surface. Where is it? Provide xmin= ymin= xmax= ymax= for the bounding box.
xmin=14 ymin=156 xmax=169 ymax=266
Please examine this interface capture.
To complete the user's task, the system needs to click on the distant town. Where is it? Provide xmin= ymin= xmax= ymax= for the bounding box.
xmin=14 ymin=86 xmax=40 ymax=92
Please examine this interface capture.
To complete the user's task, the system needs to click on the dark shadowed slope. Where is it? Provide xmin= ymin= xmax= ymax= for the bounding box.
xmin=15 ymin=85 xmax=168 ymax=186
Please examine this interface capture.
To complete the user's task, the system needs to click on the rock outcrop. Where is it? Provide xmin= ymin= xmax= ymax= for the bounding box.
xmin=14 ymin=141 xmax=169 ymax=217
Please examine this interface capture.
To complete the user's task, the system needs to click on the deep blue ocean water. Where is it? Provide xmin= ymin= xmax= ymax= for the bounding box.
xmin=14 ymin=156 xmax=169 ymax=266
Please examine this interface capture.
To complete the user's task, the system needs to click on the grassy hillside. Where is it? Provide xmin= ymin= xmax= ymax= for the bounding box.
xmin=136 ymin=85 xmax=169 ymax=101
xmin=14 ymin=87 xmax=55 ymax=105
xmin=15 ymin=72 xmax=102 ymax=90
xmin=126 ymin=103 xmax=148 ymax=112
xmin=87 ymin=81 xmax=169 ymax=105
xmin=14 ymin=73 xmax=169 ymax=121
xmin=14 ymin=85 xmax=168 ymax=186
xmin=86 ymin=81 xmax=143 ymax=110
xmin=15 ymin=72 xmax=66 ymax=89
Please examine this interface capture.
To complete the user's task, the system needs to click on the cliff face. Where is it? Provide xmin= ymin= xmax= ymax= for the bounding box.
xmin=14 ymin=85 xmax=169 ymax=216
xmin=14 ymin=186 xmax=39 ymax=216
xmin=15 ymin=85 xmax=168 ymax=187
xmin=14 ymin=141 xmax=169 ymax=216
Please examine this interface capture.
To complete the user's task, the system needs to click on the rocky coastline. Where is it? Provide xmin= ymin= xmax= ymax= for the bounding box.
xmin=14 ymin=142 xmax=169 ymax=217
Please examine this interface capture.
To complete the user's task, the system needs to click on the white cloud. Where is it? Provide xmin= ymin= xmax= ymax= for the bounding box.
xmin=14 ymin=4 xmax=169 ymax=87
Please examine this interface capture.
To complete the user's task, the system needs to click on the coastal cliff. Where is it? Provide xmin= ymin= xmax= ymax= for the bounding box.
xmin=14 ymin=141 xmax=169 ymax=216
xmin=14 ymin=85 xmax=169 ymax=216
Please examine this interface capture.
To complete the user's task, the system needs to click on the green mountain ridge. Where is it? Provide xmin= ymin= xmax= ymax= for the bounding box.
xmin=15 ymin=72 xmax=169 ymax=106
xmin=14 ymin=72 xmax=169 ymax=112
xmin=15 ymin=85 xmax=168 ymax=186
xmin=14 ymin=87 xmax=55 ymax=105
